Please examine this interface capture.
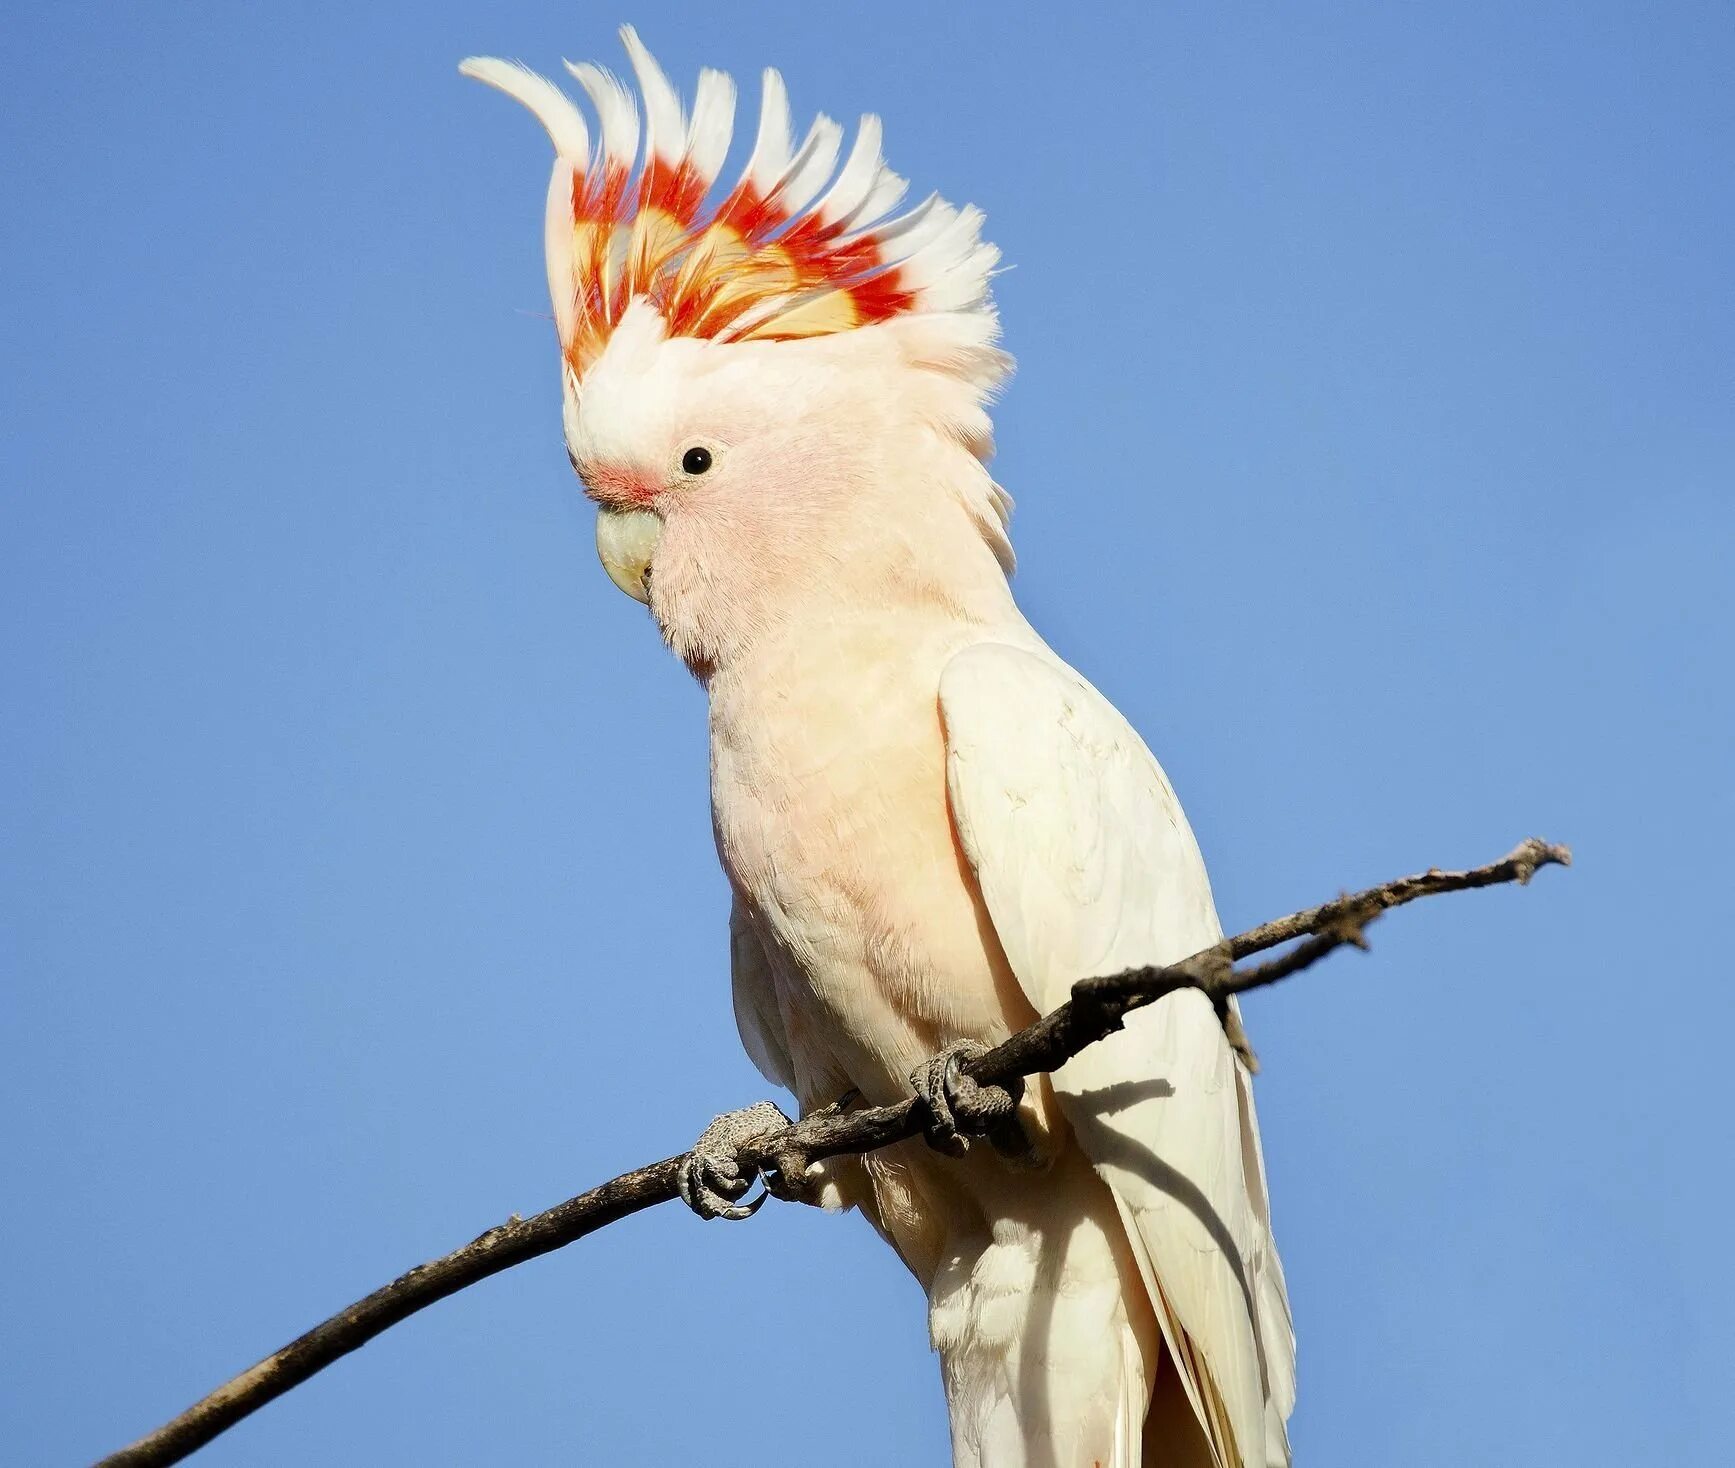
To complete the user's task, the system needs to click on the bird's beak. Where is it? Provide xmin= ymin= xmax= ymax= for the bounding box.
xmin=595 ymin=507 xmax=661 ymax=604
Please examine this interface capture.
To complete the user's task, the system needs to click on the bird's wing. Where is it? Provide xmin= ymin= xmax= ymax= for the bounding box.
xmin=730 ymin=896 xmax=796 ymax=1093
xmin=940 ymin=641 xmax=1295 ymax=1468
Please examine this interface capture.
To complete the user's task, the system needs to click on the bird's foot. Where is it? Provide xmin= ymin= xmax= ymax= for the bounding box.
xmin=677 ymin=1101 xmax=794 ymax=1221
xmin=910 ymin=1040 xmax=1029 ymax=1159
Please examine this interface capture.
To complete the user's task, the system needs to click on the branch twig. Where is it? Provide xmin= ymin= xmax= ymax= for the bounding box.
xmin=95 ymin=837 xmax=1569 ymax=1468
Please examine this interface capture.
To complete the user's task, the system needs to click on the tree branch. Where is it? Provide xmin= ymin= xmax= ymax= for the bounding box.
xmin=95 ymin=837 xmax=1569 ymax=1468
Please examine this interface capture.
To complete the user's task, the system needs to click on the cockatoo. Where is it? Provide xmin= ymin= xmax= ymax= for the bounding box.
xmin=463 ymin=29 xmax=1294 ymax=1467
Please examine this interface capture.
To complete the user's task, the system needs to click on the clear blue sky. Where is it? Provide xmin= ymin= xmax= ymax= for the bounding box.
xmin=3 ymin=3 xmax=1730 ymax=1463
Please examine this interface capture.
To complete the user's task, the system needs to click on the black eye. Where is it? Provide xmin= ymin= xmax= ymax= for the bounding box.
xmin=681 ymin=445 xmax=713 ymax=476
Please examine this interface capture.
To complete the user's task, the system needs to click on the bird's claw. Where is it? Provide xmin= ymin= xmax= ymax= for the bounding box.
xmin=677 ymin=1101 xmax=794 ymax=1221
xmin=911 ymin=1040 xmax=1027 ymax=1158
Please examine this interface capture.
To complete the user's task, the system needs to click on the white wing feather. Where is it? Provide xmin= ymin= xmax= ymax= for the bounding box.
xmin=940 ymin=641 xmax=1294 ymax=1468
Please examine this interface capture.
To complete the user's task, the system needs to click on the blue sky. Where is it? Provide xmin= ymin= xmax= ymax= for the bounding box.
xmin=3 ymin=2 xmax=1730 ymax=1463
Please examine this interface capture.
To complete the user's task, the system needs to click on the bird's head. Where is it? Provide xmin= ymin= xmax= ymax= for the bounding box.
xmin=464 ymin=29 xmax=1015 ymax=676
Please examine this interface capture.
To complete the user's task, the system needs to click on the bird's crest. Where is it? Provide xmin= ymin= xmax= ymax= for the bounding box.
xmin=462 ymin=28 xmax=999 ymax=381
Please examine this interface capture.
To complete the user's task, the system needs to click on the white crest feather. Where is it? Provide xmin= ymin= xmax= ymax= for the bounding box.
xmin=463 ymin=31 xmax=1003 ymax=372
xmin=541 ymin=165 xmax=577 ymax=340
xmin=739 ymin=69 xmax=794 ymax=199
xmin=563 ymin=60 xmax=639 ymax=169
xmin=459 ymin=57 xmax=589 ymax=162
xmin=686 ymin=67 xmax=737 ymax=187
xmin=814 ymin=116 xmax=892 ymax=228
xmin=771 ymin=114 xmax=844 ymax=217
xmin=620 ymin=25 xmax=684 ymax=169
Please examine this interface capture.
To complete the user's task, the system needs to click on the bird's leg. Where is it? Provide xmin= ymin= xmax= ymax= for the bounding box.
xmin=677 ymin=1101 xmax=793 ymax=1221
xmin=910 ymin=1039 xmax=1035 ymax=1162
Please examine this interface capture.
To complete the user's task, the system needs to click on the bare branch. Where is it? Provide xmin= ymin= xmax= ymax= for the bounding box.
xmin=95 ymin=1158 xmax=687 ymax=1468
xmin=95 ymin=837 xmax=1568 ymax=1468
xmin=1226 ymin=837 xmax=1571 ymax=960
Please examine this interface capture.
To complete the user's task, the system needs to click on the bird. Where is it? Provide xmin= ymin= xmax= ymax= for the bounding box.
xmin=462 ymin=28 xmax=1295 ymax=1467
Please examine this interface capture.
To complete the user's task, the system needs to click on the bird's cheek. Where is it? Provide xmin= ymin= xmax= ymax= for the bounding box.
xmin=583 ymin=463 xmax=662 ymax=509
xmin=594 ymin=506 xmax=661 ymax=604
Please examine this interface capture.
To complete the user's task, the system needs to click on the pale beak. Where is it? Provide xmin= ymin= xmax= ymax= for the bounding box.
xmin=595 ymin=507 xmax=661 ymax=604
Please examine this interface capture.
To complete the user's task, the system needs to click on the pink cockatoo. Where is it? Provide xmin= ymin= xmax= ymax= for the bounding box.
xmin=464 ymin=29 xmax=1294 ymax=1467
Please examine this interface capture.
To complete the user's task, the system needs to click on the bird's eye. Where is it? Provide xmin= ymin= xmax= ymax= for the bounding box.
xmin=681 ymin=446 xmax=713 ymax=476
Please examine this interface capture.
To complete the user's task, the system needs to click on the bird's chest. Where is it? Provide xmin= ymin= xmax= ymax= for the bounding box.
xmin=710 ymin=659 xmax=953 ymax=966
xmin=707 ymin=640 xmax=1012 ymax=1093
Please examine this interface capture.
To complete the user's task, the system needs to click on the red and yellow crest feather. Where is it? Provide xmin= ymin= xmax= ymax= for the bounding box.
xmin=463 ymin=27 xmax=999 ymax=381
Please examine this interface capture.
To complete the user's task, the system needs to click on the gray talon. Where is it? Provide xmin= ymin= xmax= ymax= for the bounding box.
xmin=677 ymin=1100 xmax=793 ymax=1221
xmin=911 ymin=1040 xmax=1025 ymax=1157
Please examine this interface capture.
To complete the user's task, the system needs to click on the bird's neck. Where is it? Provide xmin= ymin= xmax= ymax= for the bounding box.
xmin=669 ymin=465 xmax=1023 ymax=688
